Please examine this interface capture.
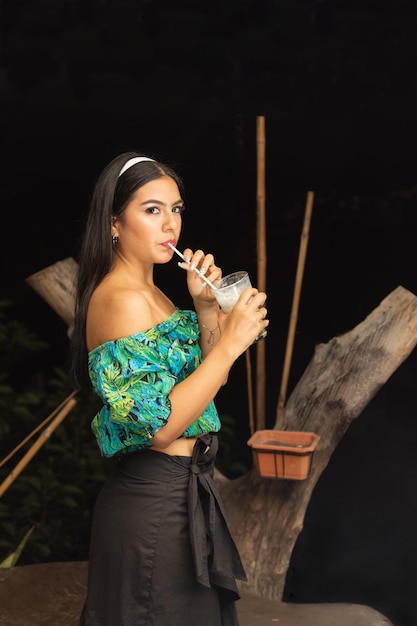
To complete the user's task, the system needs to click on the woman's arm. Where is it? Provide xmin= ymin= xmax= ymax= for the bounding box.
xmin=151 ymin=286 xmax=268 ymax=448
xmin=177 ymin=247 xmax=222 ymax=358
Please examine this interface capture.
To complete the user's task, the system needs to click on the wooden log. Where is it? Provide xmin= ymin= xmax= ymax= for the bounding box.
xmin=0 ymin=562 xmax=393 ymax=626
xmin=25 ymin=257 xmax=78 ymax=327
xmin=219 ymin=285 xmax=417 ymax=600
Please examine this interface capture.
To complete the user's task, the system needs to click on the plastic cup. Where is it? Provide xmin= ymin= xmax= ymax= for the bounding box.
xmin=212 ymin=271 xmax=252 ymax=313
xmin=212 ymin=271 xmax=267 ymax=341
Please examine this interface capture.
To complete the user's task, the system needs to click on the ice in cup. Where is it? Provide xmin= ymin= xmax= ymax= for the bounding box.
xmin=212 ymin=271 xmax=252 ymax=313
xmin=212 ymin=271 xmax=267 ymax=341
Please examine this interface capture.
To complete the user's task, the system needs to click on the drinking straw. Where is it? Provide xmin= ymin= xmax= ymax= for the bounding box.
xmin=168 ymin=243 xmax=218 ymax=290
xmin=276 ymin=190 xmax=315 ymax=425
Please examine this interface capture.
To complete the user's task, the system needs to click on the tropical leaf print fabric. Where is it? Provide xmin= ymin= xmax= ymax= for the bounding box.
xmin=88 ymin=309 xmax=221 ymax=457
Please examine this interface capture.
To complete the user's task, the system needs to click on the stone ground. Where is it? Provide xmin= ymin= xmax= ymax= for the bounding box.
xmin=0 ymin=562 xmax=393 ymax=626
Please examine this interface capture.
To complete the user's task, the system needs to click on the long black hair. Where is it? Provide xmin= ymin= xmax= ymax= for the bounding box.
xmin=70 ymin=151 xmax=184 ymax=390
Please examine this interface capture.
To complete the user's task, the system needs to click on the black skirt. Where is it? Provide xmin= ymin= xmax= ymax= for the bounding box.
xmin=80 ymin=435 xmax=246 ymax=626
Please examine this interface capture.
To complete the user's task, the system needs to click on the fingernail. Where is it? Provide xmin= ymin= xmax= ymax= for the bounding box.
xmin=184 ymin=256 xmax=191 ymax=263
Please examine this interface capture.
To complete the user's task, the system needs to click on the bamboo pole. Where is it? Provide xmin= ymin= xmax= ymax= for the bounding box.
xmin=256 ymin=115 xmax=267 ymax=430
xmin=0 ymin=390 xmax=78 ymax=468
xmin=0 ymin=397 xmax=77 ymax=498
xmin=1 ymin=265 xmax=81 ymax=500
xmin=276 ymin=190 xmax=315 ymax=425
xmin=246 ymin=350 xmax=255 ymax=436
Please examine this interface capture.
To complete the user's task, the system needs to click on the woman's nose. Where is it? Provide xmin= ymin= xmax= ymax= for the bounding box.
xmin=163 ymin=212 xmax=177 ymax=230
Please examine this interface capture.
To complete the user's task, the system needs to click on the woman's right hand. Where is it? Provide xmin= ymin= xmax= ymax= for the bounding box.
xmin=217 ymin=287 xmax=269 ymax=356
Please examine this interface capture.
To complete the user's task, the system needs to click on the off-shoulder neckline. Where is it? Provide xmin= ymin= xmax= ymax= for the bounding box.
xmin=88 ymin=308 xmax=193 ymax=357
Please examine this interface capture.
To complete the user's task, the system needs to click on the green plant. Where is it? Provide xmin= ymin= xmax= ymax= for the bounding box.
xmin=0 ymin=300 xmax=106 ymax=565
xmin=0 ymin=526 xmax=34 ymax=568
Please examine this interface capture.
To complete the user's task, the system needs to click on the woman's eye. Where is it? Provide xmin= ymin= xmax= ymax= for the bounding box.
xmin=173 ymin=205 xmax=185 ymax=214
xmin=146 ymin=206 xmax=160 ymax=214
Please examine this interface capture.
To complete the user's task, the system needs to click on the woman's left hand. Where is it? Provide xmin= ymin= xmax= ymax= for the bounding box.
xmin=178 ymin=248 xmax=222 ymax=303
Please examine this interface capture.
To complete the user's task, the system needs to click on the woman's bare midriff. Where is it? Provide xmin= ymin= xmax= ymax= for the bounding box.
xmin=150 ymin=437 xmax=199 ymax=457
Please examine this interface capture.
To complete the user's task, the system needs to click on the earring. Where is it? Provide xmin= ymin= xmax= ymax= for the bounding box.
xmin=112 ymin=235 xmax=119 ymax=246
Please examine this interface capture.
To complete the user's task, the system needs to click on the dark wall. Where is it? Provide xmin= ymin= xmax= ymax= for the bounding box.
xmin=2 ymin=2 xmax=417 ymax=625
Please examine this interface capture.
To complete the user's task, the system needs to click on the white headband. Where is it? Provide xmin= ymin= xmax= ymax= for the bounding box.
xmin=118 ymin=156 xmax=155 ymax=177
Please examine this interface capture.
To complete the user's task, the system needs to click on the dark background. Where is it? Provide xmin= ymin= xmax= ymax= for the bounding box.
xmin=2 ymin=1 xmax=417 ymax=625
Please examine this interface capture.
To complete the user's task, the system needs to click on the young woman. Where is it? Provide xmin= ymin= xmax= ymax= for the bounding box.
xmin=70 ymin=151 xmax=269 ymax=625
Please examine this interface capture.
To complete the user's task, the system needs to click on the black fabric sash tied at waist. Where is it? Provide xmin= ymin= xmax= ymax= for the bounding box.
xmin=188 ymin=435 xmax=247 ymax=599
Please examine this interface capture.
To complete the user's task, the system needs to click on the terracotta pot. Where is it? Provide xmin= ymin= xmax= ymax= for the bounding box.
xmin=247 ymin=429 xmax=320 ymax=480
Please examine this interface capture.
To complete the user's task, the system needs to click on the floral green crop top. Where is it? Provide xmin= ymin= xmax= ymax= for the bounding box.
xmin=88 ymin=308 xmax=221 ymax=457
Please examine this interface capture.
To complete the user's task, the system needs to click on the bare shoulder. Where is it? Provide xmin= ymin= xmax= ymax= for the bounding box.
xmin=87 ymin=286 xmax=154 ymax=351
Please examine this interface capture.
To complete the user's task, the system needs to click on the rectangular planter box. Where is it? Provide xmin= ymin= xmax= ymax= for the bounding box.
xmin=247 ymin=429 xmax=320 ymax=480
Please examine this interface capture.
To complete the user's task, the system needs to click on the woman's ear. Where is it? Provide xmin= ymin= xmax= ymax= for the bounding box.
xmin=111 ymin=215 xmax=118 ymax=238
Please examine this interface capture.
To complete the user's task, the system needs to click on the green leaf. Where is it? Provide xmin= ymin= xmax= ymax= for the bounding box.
xmin=0 ymin=526 xmax=35 ymax=568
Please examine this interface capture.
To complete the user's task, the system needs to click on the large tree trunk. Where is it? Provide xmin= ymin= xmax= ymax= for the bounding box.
xmin=26 ymin=259 xmax=417 ymax=602
xmin=219 ymin=284 xmax=417 ymax=600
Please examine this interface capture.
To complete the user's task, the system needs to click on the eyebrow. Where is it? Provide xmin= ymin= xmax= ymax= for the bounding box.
xmin=140 ymin=198 xmax=184 ymax=207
